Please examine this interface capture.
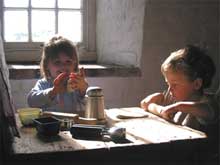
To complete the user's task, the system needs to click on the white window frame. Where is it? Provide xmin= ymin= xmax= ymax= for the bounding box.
xmin=0 ymin=0 xmax=96 ymax=63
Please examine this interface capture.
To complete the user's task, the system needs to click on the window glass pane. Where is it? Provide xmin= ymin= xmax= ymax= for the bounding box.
xmin=4 ymin=10 xmax=28 ymax=42
xmin=4 ymin=0 xmax=28 ymax=7
xmin=58 ymin=11 xmax=82 ymax=42
xmin=32 ymin=10 xmax=55 ymax=42
xmin=31 ymin=0 xmax=55 ymax=8
xmin=58 ymin=0 xmax=81 ymax=9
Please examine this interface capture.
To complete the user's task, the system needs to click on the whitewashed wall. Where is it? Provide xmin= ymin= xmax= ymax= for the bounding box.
xmin=10 ymin=0 xmax=219 ymax=110
xmin=96 ymin=0 xmax=146 ymax=67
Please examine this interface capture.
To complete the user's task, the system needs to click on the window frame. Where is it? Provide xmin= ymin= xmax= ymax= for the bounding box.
xmin=0 ymin=0 xmax=96 ymax=63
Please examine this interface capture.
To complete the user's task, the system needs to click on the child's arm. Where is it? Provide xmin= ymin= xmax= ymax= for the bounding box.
xmin=147 ymin=102 xmax=205 ymax=122
xmin=140 ymin=92 xmax=164 ymax=111
xmin=146 ymin=98 xmax=218 ymax=124
xmin=161 ymin=101 xmax=215 ymax=121
xmin=140 ymin=90 xmax=176 ymax=121
xmin=27 ymin=82 xmax=58 ymax=108
xmin=28 ymin=73 xmax=68 ymax=108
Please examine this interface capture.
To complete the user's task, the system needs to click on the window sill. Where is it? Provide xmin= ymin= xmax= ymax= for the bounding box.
xmin=8 ymin=64 xmax=141 ymax=79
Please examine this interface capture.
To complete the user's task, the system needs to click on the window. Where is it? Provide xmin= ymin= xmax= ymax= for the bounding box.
xmin=0 ymin=0 xmax=96 ymax=63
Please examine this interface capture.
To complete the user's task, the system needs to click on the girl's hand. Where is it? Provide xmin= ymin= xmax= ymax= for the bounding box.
xmin=67 ymin=68 xmax=88 ymax=95
xmin=53 ymin=72 xmax=68 ymax=93
xmin=49 ymin=72 xmax=68 ymax=98
xmin=140 ymin=93 xmax=164 ymax=111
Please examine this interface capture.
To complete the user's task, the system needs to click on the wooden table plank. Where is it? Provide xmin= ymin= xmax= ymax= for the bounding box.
xmin=105 ymin=107 xmax=206 ymax=143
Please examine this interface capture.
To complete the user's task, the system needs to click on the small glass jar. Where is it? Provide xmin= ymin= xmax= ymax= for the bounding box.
xmin=60 ymin=119 xmax=74 ymax=131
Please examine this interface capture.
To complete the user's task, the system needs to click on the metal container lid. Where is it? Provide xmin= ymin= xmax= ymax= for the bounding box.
xmin=86 ymin=86 xmax=103 ymax=97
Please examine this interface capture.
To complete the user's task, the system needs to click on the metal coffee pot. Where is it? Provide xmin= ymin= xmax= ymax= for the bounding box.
xmin=85 ymin=86 xmax=105 ymax=121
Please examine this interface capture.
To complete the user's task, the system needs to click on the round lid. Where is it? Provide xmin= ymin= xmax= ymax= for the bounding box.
xmin=86 ymin=86 xmax=103 ymax=96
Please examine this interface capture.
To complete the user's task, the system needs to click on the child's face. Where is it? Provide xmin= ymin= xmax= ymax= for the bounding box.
xmin=163 ymin=70 xmax=201 ymax=101
xmin=47 ymin=53 xmax=76 ymax=79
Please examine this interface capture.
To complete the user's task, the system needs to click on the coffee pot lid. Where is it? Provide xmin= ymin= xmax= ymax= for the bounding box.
xmin=86 ymin=86 xmax=103 ymax=96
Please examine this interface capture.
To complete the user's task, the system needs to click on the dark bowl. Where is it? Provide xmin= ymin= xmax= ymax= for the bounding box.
xmin=33 ymin=117 xmax=61 ymax=136
xmin=70 ymin=124 xmax=105 ymax=140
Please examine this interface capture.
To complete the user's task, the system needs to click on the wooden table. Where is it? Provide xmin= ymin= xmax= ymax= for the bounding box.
xmin=105 ymin=107 xmax=206 ymax=143
xmin=11 ymin=107 xmax=209 ymax=164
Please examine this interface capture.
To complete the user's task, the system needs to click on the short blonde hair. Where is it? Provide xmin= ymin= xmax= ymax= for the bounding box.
xmin=161 ymin=45 xmax=216 ymax=89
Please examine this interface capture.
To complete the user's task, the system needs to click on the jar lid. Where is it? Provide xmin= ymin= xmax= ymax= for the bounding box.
xmin=86 ymin=86 xmax=103 ymax=96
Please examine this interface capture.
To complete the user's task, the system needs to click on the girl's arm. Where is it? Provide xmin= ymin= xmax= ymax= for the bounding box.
xmin=27 ymin=87 xmax=55 ymax=108
xmin=27 ymin=73 xmax=68 ymax=108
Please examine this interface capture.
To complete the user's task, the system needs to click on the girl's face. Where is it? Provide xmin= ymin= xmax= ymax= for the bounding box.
xmin=47 ymin=53 xmax=76 ymax=79
xmin=163 ymin=70 xmax=201 ymax=101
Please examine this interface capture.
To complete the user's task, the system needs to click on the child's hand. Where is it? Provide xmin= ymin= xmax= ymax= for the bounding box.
xmin=53 ymin=72 xmax=69 ymax=94
xmin=140 ymin=93 xmax=164 ymax=111
xmin=160 ymin=102 xmax=186 ymax=121
xmin=160 ymin=106 xmax=176 ymax=121
xmin=67 ymin=68 xmax=88 ymax=95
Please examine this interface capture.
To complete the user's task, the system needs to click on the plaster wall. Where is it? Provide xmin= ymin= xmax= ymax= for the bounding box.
xmin=96 ymin=0 xmax=146 ymax=67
